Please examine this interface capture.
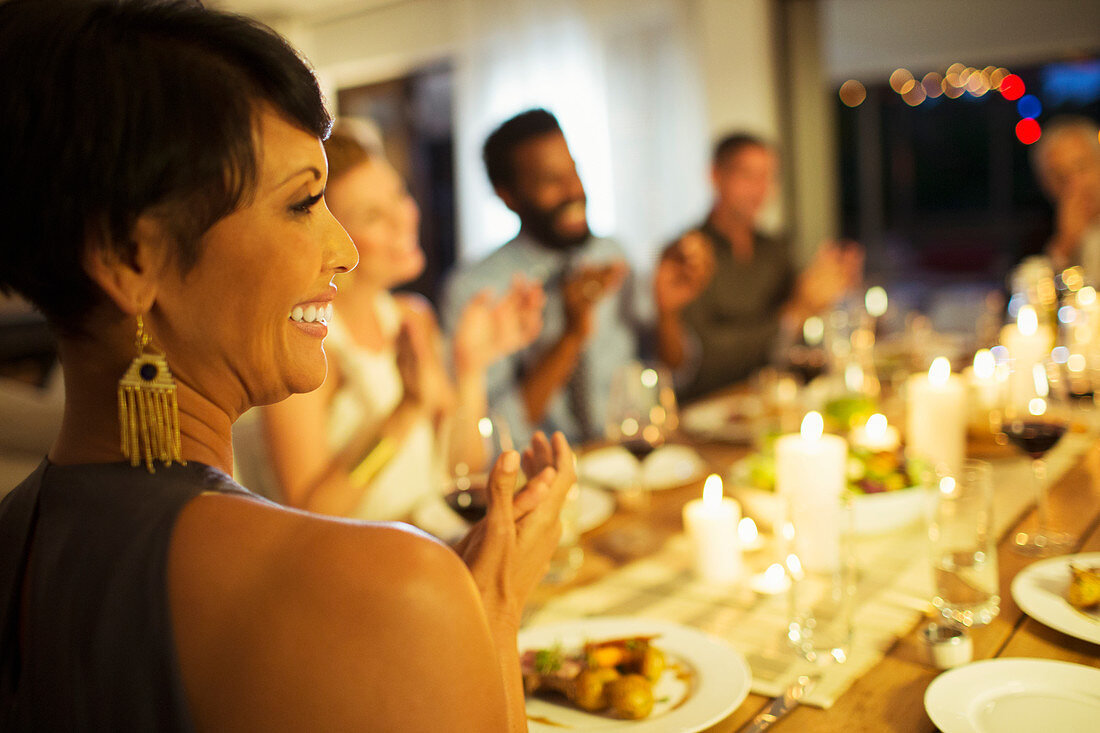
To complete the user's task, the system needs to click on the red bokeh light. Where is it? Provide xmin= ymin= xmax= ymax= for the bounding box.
xmin=1016 ymin=118 xmax=1041 ymax=145
xmin=1000 ymin=74 xmax=1025 ymax=101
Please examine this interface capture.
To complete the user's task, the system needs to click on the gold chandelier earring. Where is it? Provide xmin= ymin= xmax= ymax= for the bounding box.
xmin=117 ymin=314 xmax=184 ymax=472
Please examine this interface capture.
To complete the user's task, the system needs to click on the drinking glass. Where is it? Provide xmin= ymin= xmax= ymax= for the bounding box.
xmin=1001 ymin=357 xmax=1076 ymax=555
xmin=928 ymin=460 xmax=1000 ymax=628
xmin=785 ymin=490 xmax=855 ymax=665
xmin=600 ymin=361 xmax=677 ymax=557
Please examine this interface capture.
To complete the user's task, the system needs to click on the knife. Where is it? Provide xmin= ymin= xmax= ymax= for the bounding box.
xmin=737 ymin=674 xmax=819 ymax=733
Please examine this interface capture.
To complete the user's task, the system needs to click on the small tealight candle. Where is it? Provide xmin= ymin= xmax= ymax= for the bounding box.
xmin=682 ymin=474 xmax=743 ymax=583
xmin=906 ymin=357 xmax=967 ymax=477
xmin=738 ymin=517 xmax=765 ymax=552
xmin=850 ymin=413 xmax=900 ymax=453
xmin=750 ymin=563 xmax=791 ymax=595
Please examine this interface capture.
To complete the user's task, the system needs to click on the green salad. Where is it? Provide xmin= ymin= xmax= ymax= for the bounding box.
xmin=743 ymin=446 xmax=925 ymax=495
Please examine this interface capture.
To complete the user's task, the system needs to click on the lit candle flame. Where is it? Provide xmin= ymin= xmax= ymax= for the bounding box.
xmin=973 ymin=349 xmax=995 ymax=380
xmin=800 ymin=411 xmax=824 ymax=441
xmin=865 ymin=413 xmax=887 ymax=441
xmin=929 ymin=357 xmax=951 ymax=386
xmin=702 ymin=473 xmax=723 ymax=506
xmin=738 ymin=517 xmax=758 ymax=545
xmin=1018 ymin=304 xmax=1038 ymax=336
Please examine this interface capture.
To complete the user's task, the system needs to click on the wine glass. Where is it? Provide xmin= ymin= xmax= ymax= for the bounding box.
xmin=443 ymin=412 xmax=514 ymax=524
xmin=1001 ymin=356 xmax=1076 ymax=555
xmin=599 ymin=361 xmax=677 ymax=557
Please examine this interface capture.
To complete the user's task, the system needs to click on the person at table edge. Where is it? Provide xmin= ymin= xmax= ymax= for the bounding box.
xmin=442 ymin=109 xmax=643 ymax=447
xmin=655 ymin=132 xmax=864 ymax=402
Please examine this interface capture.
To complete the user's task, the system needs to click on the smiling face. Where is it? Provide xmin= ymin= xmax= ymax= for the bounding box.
xmin=499 ymin=132 xmax=589 ymax=249
xmin=711 ymin=144 xmax=778 ymax=226
xmin=149 ymin=110 xmax=357 ymax=412
xmin=324 ymin=158 xmax=424 ymax=291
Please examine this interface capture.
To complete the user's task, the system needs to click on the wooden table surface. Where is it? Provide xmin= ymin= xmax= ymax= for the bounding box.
xmin=532 ymin=431 xmax=1100 ymax=732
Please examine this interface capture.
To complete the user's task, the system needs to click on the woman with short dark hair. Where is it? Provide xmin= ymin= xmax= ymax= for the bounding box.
xmin=0 ymin=1 xmax=572 ymax=730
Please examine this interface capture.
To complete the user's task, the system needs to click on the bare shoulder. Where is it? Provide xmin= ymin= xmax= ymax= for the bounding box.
xmin=169 ymin=493 xmax=508 ymax=731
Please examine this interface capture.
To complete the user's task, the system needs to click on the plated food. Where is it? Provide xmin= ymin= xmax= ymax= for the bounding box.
xmin=521 ymin=636 xmax=669 ymax=720
xmin=518 ymin=618 xmax=751 ymax=733
xmin=1068 ymin=562 xmax=1100 ymax=611
xmin=1011 ymin=552 xmax=1100 ymax=645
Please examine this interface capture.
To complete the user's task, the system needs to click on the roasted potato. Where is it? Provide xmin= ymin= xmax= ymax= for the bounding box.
xmin=606 ymin=674 xmax=655 ymax=719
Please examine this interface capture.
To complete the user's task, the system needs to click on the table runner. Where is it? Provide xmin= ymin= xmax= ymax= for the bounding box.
xmin=523 ymin=429 xmax=1095 ymax=708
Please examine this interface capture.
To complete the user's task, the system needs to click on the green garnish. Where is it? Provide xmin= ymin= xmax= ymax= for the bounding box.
xmin=535 ymin=644 xmax=563 ymax=674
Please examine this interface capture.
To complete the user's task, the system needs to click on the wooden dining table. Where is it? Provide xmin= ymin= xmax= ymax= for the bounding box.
xmin=527 ymin=413 xmax=1100 ymax=731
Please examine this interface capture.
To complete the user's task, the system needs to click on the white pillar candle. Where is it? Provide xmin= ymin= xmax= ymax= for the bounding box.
xmin=1001 ymin=305 xmax=1053 ymax=406
xmin=849 ymin=413 xmax=901 ymax=452
xmin=906 ymin=357 xmax=967 ymax=476
xmin=682 ymin=474 xmax=742 ymax=583
xmin=964 ymin=349 xmax=1002 ymax=431
xmin=775 ymin=412 xmax=848 ymax=573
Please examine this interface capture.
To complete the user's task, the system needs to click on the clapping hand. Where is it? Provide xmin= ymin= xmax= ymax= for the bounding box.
xmin=654 ymin=230 xmax=715 ymax=315
xmin=396 ymin=315 xmax=454 ymax=418
xmin=455 ymin=431 xmax=576 ymax=625
xmin=790 ymin=240 xmax=864 ymax=318
xmin=562 ymin=261 xmax=628 ymax=340
xmin=453 ymin=276 xmax=546 ymax=374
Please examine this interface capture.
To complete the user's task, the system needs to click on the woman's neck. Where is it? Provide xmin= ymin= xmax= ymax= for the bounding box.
xmin=50 ymin=337 xmax=235 ymax=475
xmin=338 ymin=280 xmax=391 ymax=351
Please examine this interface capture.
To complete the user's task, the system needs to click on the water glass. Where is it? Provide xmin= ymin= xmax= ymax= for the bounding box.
xmin=928 ymin=460 xmax=1000 ymax=628
xmin=785 ymin=491 xmax=856 ymax=665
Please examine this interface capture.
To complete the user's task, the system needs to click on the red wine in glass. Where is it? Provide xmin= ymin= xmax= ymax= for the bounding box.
xmin=1003 ymin=420 xmax=1067 ymax=459
xmin=621 ymin=436 xmax=663 ymax=461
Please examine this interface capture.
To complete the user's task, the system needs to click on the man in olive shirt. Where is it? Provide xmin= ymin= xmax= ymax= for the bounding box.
xmin=655 ymin=133 xmax=862 ymax=401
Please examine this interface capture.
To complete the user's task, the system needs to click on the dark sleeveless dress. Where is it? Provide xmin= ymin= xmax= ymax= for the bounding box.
xmin=0 ymin=459 xmax=256 ymax=731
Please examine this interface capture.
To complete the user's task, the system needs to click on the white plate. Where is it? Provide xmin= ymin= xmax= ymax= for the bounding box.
xmin=924 ymin=658 xmax=1100 ymax=733
xmin=410 ymin=484 xmax=617 ymax=545
xmin=519 ymin=617 xmax=751 ymax=732
xmin=579 ymin=445 xmax=708 ymax=492
xmin=679 ymin=396 xmax=759 ymax=444
xmin=1011 ymin=553 xmax=1100 ymax=645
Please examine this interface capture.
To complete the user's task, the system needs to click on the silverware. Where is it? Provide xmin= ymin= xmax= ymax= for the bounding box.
xmin=737 ymin=673 xmax=820 ymax=733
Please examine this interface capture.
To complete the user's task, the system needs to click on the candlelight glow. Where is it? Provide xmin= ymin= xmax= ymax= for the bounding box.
xmin=738 ymin=517 xmax=759 ymax=545
xmin=1033 ymin=363 xmax=1049 ymax=397
xmin=640 ymin=368 xmax=659 ymax=388
xmin=865 ymin=413 xmax=888 ymax=441
xmin=939 ymin=476 xmax=956 ymax=495
xmin=478 ymin=417 xmax=494 ymax=437
xmin=1079 ymin=286 xmax=1097 ymax=307
xmin=1017 ymin=304 xmax=1038 ymax=336
xmin=621 ymin=417 xmax=639 ymax=436
xmin=929 ymin=357 xmax=951 ymax=386
xmin=844 ymin=362 xmax=865 ymax=392
xmin=1029 ymin=398 xmax=1047 ymax=416
xmin=785 ymin=553 xmax=804 ymax=580
xmin=702 ymin=473 xmax=723 ymax=505
xmin=865 ymin=286 xmax=889 ymax=317
xmin=973 ymin=349 xmax=995 ymax=380
xmin=802 ymin=316 xmax=824 ymax=345
xmin=764 ymin=562 xmax=785 ymax=585
xmin=800 ymin=411 xmax=824 ymax=441
xmin=1068 ymin=354 xmax=1087 ymax=373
